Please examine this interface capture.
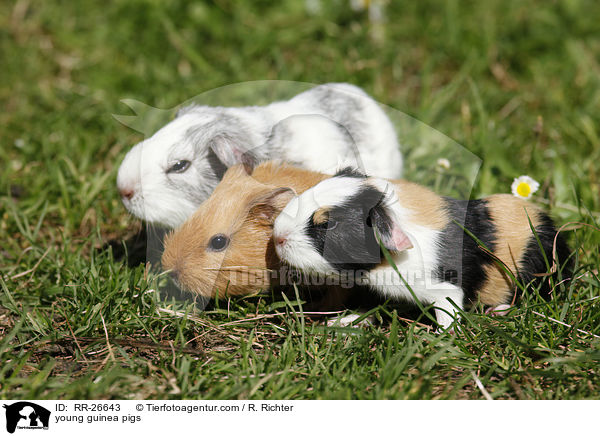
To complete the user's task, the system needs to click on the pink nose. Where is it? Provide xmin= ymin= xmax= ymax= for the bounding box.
xmin=119 ymin=188 xmax=134 ymax=200
xmin=275 ymin=235 xmax=287 ymax=247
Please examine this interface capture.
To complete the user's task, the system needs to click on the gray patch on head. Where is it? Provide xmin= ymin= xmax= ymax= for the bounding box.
xmin=159 ymin=113 xmax=230 ymax=206
xmin=164 ymin=112 xmax=267 ymax=206
xmin=185 ymin=112 xmax=239 ymax=148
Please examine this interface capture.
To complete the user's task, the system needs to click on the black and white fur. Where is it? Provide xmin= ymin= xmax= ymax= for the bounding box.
xmin=117 ymin=83 xmax=402 ymax=228
xmin=272 ymin=170 xmax=571 ymax=330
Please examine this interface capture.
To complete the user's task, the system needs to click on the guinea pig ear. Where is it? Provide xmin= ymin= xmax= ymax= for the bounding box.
xmin=370 ymin=205 xmax=413 ymax=252
xmin=209 ymin=134 xmax=258 ymax=173
xmin=249 ymin=187 xmax=297 ymax=224
xmin=377 ymin=226 xmax=413 ymax=252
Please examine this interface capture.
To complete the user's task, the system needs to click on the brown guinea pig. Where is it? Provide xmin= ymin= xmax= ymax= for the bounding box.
xmin=161 ymin=161 xmax=330 ymax=298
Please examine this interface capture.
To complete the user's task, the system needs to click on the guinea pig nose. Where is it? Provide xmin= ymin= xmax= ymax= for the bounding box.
xmin=275 ymin=235 xmax=288 ymax=247
xmin=119 ymin=188 xmax=135 ymax=200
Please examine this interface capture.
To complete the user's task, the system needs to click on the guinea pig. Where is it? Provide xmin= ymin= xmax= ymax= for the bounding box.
xmin=160 ymin=161 xmax=331 ymax=298
xmin=272 ymin=169 xmax=572 ymax=330
xmin=117 ymin=83 xmax=402 ymax=228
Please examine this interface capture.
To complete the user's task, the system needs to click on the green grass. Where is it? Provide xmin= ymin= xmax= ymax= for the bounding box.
xmin=1 ymin=0 xmax=599 ymax=399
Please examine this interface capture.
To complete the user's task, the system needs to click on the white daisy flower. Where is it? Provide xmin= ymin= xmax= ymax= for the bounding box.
xmin=511 ymin=175 xmax=540 ymax=199
xmin=436 ymin=158 xmax=451 ymax=170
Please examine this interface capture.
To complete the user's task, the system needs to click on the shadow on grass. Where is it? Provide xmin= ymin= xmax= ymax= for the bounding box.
xmin=98 ymin=224 xmax=436 ymax=326
xmin=103 ymin=225 xmax=149 ymax=267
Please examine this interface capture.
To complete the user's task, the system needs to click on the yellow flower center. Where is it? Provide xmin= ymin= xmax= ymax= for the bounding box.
xmin=516 ymin=182 xmax=531 ymax=197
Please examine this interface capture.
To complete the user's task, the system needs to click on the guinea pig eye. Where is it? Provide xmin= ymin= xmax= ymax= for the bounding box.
xmin=208 ymin=234 xmax=229 ymax=252
xmin=167 ymin=160 xmax=191 ymax=174
xmin=327 ymin=219 xmax=338 ymax=230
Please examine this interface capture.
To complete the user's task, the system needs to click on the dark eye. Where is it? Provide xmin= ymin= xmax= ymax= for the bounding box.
xmin=208 ymin=234 xmax=229 ymax=252
xmin=167 ymin=160 xmax=191 ymax=174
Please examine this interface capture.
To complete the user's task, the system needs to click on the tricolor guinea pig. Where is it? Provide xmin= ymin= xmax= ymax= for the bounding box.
xmin=272 ymin=169 xmax=572 ymax=329
xmin=117 ymin=83 xmax=402 ymax=228
xmin=161 ymin=162 xmax=330 ymax=298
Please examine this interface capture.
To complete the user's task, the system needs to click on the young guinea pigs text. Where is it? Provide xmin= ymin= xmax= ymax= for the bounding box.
xmin=272 ymin=169 xmax=571 ymax=329
xmin=160 ymin=161 xmax=331 ymax=298
xmin=117 ymin=83 xmax=402 ymax=228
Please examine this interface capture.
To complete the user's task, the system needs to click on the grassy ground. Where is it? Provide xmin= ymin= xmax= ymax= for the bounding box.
xmin=1 ymin=0 xmax=599 ymax=399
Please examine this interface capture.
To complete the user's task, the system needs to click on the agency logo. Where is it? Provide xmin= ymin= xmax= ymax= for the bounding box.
xmin=2 ymin=402 xmax=50 ymax=434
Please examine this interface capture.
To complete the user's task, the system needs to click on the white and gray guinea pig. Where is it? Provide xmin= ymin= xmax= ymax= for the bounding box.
xmin=273 ymin=169 xmax=572 ymax=330
xmin=117 ymin=83 xmax=402 ymax=228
